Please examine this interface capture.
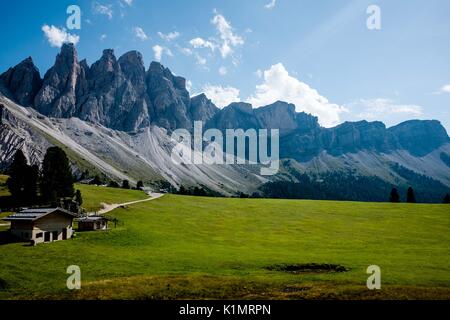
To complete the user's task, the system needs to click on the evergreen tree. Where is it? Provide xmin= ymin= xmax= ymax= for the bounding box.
xmin=6 ymin=150 xmax=38 ymax=204
xmin=41 ymin=147 xmax=74 ymax=202
xmin=406 ymin=187 xmax=416 ymax=203
xmin=6 ymin=150 xmax=28 ymax=200
xmin=136 ymin=181 xmax=144 ymax=190
xmin=108 ymin=180 xmax=120 ymax=188
xmin=122 ymin=180 xmax=130 ymax=189
xmin=75 ymin=190 xmax=83 ymax=206
xmin=24 ymin=165 xmax=39 ymax=204
xmin=90 ymin=175 xmax=103 ymax=185
xmin=389 ymin=188 xmax=400 ymax=203
xmin=178 ymin=185 xmax=188 ymax=195
xmin=443 ymin=193 xmax=450 ymax=204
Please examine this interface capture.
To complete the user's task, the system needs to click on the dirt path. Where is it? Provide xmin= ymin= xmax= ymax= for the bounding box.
xmin=97 ymin=192 xmax=164 ymax=214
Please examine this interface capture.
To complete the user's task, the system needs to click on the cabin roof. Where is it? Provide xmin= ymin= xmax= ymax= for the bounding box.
xmin=77 ymin=216 xmax=108 ymax=222
xmin=3 ymin=208 xmax=78 ymax=222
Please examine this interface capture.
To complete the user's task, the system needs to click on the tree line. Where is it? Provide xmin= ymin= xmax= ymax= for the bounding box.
xmin=2 ymin=147 xmax=82 ymax=210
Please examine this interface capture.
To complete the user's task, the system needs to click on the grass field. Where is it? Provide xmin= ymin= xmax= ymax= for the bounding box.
xmin=0 ymin=185 xmax=449 ymax=300
xmin=74 ymin=184 xmax=148 ymax=212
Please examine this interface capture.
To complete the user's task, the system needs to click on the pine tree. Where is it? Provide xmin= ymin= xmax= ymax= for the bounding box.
xmin=406 ymin=187 xmax=416 ymax=203
xmin=122 ymin=180 xmax=130 ymax=189
xmin=136 ymin=181 xmax=144 ymax=190
xmin=443 ymin=193 xmax=450 ymax=204
xmin=6 ymin=150 xmax=38 ymax=204
xmin=75 ymin=190 xmax=83 ymax=206
xmin=41 ymin=147 xmax=74 ymax=203
xmin=389 ymin=188 xmax=400 ymax=203
xmin=24 ymin=165 xmax=39 ymax=204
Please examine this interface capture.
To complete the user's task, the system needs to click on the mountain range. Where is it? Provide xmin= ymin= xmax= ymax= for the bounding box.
xmin=1 ymin=44 xmax=449 ymax=201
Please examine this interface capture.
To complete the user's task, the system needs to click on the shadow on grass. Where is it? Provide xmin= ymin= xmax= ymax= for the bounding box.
xmin=0 ymin=230 xmax=22 ymax=246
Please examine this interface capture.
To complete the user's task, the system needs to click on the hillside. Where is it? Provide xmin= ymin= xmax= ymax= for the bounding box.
xmin=0 ymin=186 xmax=449 ymax=299
xmin=74 ymin=184 xmax=148 ymax=212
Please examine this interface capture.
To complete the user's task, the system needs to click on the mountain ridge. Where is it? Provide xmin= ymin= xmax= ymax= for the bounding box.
xmin=1 ymin=45 xmax=449 ymax=200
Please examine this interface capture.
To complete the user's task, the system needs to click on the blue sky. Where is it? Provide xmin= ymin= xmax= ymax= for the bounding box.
xmin=0 ymin=0 xmax=449 ymax=130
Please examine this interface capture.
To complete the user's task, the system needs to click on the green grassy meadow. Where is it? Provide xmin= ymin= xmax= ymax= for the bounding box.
xmin=74 ymin=184 xmax=148 ymax=212
xmin=0 ymin=185 xmax=449 ymax=300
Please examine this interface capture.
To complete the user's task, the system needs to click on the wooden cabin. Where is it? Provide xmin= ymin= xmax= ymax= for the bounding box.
xmin=77 ymin=216 xmax=108 ymax=231
xmin=3 ymin=208 xmax=77 ymax=245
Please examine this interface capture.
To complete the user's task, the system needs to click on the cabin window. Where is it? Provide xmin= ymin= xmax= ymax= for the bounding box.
xmin=36 ymin=232 xmax=43 ymax=238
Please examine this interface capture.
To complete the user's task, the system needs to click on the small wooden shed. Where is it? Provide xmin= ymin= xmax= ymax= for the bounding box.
xmin=77 ymin=216 xmax=109 ymax=231
xmin=3 ymin=208 xmax=77 ymax=245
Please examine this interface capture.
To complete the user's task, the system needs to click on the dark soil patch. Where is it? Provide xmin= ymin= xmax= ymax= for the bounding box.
xmin=266 ymin=263 xmax=349 ymax=274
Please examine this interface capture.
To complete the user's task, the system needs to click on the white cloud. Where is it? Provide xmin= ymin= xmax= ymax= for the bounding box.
xmin=152 ymin=45 xmax=164 ymax=61
xmin=152 ymin=45 xmax=173 ymax=61
xmin=188 ymin=12 xmax=244 ymax=61
xmin=247 ymin=63 xmax=347 ymax=127
xmin=196 ymin=55 xmax=207 ymax=65
xmin=211 ymin=13 xmax=244 ymax=58
xmin=264 ymin=0 xmax=277 ymax=9
xmin=158 ymin=31 xmax=180 ymax=41
xmin=202 ymin=85 xmax=241 ymax=108
xmin=219 ymin=66 xmax=227 ymax=76
xmin=100 ymin=34 xmax=107 ymax=41
xmin=435 ymin=84 xmax=450 ymax=94
xmin=180 ymin=45 xmax=207 ymax=65
xmin=189 ymin=37 xmax=216 ymax=51
xmin=344 ymin=98 xmax=424 ymax=126
xmin=121 ymin=0 xmax=133 ymax=6
xmin=255 ymin=69 xmax=263 ymax=78
xmin=92 ymin=2 xmax=113 ymax=19
xmin=180 ymin=47 xmax=193 ymax=55
xmin=42 ymin=25 xmax=80 ymax=48
xmin=133 ymin=27 xmax=149 ymax=41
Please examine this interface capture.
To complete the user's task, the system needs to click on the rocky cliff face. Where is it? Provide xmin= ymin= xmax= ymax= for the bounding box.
xmin=388 ymin=120 xmax=450 ymax=156
xmin=280 ymin=119 xmax=449 ymax=161
xmin=189 ymin=93 xmax=219 ymax=123
xmin=0 ymin=57 xmax=42 ymax=107
xmin=207 ymin=102 xmax=260 ymax=131
xmin=76 ymin=49 xmax=150 ymax=131
xmin=146 ymin=61 xmax=192 ymax=131
xmin=34 ymin=43 xmax=81 ymax=117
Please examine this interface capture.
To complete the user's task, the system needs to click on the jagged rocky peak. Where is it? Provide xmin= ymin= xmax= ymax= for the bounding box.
xmin=34 ymin=43 xmax=81 ymax=117
xmin=118 ymin=51 xmax=146 ymax=84
xmin=89 ymin=49 xmax=120 ymax=81
xmin=76 ymin=48 xmax=150 ymax=132
xmin=190 ymin=93 xmax=219 ymax=123
xmin=146 ymin=61 xmax=192 ymax=130
xmin=0 ymin=56 xmax=42 ymax=107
